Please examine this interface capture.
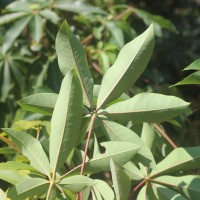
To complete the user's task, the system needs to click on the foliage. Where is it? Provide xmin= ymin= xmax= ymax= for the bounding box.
xmin=0 ymin=18 xmax=199 ymax=200
xmin=0 ymin=0 xmax=200 ymax=199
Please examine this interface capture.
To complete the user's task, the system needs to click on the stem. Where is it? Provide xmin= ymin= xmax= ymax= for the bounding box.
xmin=129 ymin=178 xmax=147 ymax=199
xmin=80 ymin=113 xmax=96 ymax=174
xmin=153 ymin=123 xmax=177 ymax=149
xmin=91 ymin=62 xmax=102 ymax=75
xmin=114 ymin=6 xmax=133 ymax=20
xmin=76 ymin=114 xmax=96 ymax=200
xmin=46 ymin=181 xmax=54 ymax=200
xmin=57 ymin=164 xmax=82 ymax=181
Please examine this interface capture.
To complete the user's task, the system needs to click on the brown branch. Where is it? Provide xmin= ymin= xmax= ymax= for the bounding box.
xmin=91 ymin=62 xmax=103 ymax=75
xmin=114 ymin=6 xmax=133 ymax=21
xmin=153 ymin=123 xmax=177 ymax=149
xmin=82 ymin=34 xmax=93 ymax=46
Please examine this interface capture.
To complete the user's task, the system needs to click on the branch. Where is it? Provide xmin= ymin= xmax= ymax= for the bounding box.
xmin=153 ymin=123 xmax=177 ymax=149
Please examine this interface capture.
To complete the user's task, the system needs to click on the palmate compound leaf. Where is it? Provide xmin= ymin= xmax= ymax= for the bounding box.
xmin=7 ymin=178 xmax=49 ymax=200
xmin=59 ymin=175 xmax=96 ymax=192
xmin=154 ymin=175 xmax=200 ymax=200
xmin=56 ymin=20 xmax=93 ymax=107
xmin=150 ymin=146 xmax=200 ymax=177
xmin=110 ymin=159 xmax=131 ymax=200
xmin=102 ymin=93 xmax=190 ymax=123
xmin=96 ymin=24 xmax=155 ymax=109
xmin=17 ymin=93 xmax=58 ymax=116
xmin=2 ymin=128 xmax=50 ymax=178
xmin=50 ymin=70 xmax=83 ymax=175
xmin=101 ymin=120 xmax=156 ymax=168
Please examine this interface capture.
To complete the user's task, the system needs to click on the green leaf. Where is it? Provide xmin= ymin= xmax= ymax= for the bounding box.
xmin=29 ymin=14 xmax=44 ymax=43
xmin=0 ymin=170 xmax=30 ymax=185
xmin=101 ymin=120 xmax=155 ymax=168
xmin=0 ymin=147 xmax=16 ymax=154
xmin=141 ymin=123 xmax=156 ymax=150
xmin=103 ymin=93 xmax=190 ymax=123
xmin=53 ymin=1 xmax=107 ymax=15
xmin=0 ymin=12 xmax=28 ymax=26
xmin=97 ymin=24 xmax=155 ymax=109
xmin=0 ymin=188 xmax=7 ymax=200
xmin=106 ymin=21 xmax=125 ymax=48
xmin=7 ymin=178 xmax=49 ymax=200
xmin=172 ymin=71 xmax=200 ymax=86
xmin=152 ymin=184 xmax=186 ymax=200
xmin=92 ymin=179 xmax=115 ymax=200
xmin=17 ymin=93 xmax=58 ymax=115
xmin=110 ymin=159 xmax=131 ymax=200
xmin=59 ymin=175 xmax=96 ymax=192
xmin=151 ymin=146 xmax=200 ymax=177
xmin=154 ymin=175 xmax=200 ymax=200
xmin=2 ymin=16 xmax=32 ymax=54
xmin=56 ymin=20 xmax=93 ymax=107
xmin=0 ymin=161 xmax=36 ymax=171
xmin=39 ymin=9 xmax=60 ymax=24
xmin=134 ymin=8 xmax=177 ymax=34
xmin=50 ymin=70 xmax=83 ymax=174
xmin=123 ymin=162 xmax=144 ymax=180
xmin=2 ymin=128 xmax=50 ymax=178
xmin=137 ymin=186 xmax=148 ymax=200
xmin=83 ymin=141 xmax=140 ymax=174
xmin=184 ymin=58 xmax=200 ymax=71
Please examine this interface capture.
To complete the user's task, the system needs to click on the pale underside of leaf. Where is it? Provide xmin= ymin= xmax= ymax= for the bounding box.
xmin=50 ymin=70 xmax=83 ymax=174
xmin=97 ymin=24 xmax=155 ymax=109
xmin=103 ymin=93 xmax=190 ymax=123
xmin=2 ymin=128 xmax=50 ymax=178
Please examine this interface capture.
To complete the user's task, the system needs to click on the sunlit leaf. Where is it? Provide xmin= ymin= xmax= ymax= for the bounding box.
xmin=152 ymin=183 xmax=186 ymax=200
xmin=92 ymin=179 xmax=114 ymax=200
xmin=110 ymin=159 xmax=131 ymax=200
xmin=103 ymin=93 xmax=190 ymax=123
xmin=56 ymin=20 xmax=93 ymax=107
xmin=17 ymin=93 xmax=58 ymax=115
xmin=154 ymin=175 xmax=200 ymax=199
xmin=96 ymin=25 xmax=154 ymax=109
xmin=59 ymin=175 xmax=96 ymax=192
xmin=2 ymin=128 xmax=50 ymax=178
xmin=101 ymin=120 xmax=156 ymax=168
xmin=151 ymin=146 xmax=200 ymax=177
xmin=172 ymin=71 xmax=200 ymax=86
xmin=184 ymin=58 xmax=200 ymax=71
xmin=7 ymin=178 xmax=49 ymax=200
xmin=50 ymin=70 xmax=82 ymax=174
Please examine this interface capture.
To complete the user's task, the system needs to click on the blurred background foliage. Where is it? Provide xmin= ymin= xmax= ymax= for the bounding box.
xmin=0 ymin=0 xmax=200 ymax=159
